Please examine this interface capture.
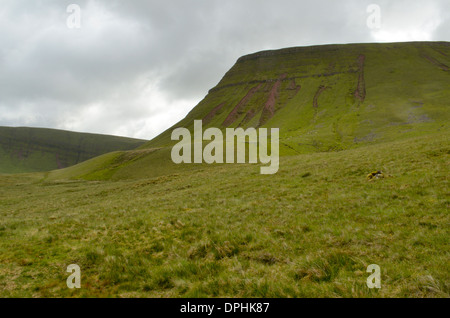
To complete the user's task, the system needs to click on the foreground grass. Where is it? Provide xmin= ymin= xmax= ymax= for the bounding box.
xmin=0 ymin=132 xmax=448 ymax=297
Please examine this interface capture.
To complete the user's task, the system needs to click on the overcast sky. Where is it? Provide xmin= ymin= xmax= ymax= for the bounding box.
xmin=0 ymin=0 xmax=448 ymax=139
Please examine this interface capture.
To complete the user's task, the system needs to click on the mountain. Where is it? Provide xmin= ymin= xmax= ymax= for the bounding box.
xmin=2 ymin=42 xmax=449 ymax=297
xmin=0 ymin=127 xmax=146 ymax=173
xmin=47 ymin=41 xmax=449 ymax=181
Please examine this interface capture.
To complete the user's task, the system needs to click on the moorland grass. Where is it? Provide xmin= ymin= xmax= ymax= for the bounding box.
xmin=0 ymin=131 xmax=448 ymax=297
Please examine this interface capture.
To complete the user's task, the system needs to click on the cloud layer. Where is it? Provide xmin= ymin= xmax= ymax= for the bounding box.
xmin=0 ymin=0 xmax=448 ymax=139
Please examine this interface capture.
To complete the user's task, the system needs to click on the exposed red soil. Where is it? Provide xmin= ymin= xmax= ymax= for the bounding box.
xmin=238 ymin=109 xmax=257 ymax=126
xmin=422 ymin=54 xmax=449 ymax=71
xmin=222 ymin=84 xmax=262 ymax=126
xmin=236 ymin=75 xmax=301 ymax=127
xmin=202 ymin=103 xmax=225 ymax=125
xmin=258 ymin=75 xmax=284 ymax=126
xmin=313 ymin=85 xmax=328 ymax=109
xmin=354 ymin=54 xmax=366 ymax=103
xmin=287 ymin=79 xmax=301 ymax=94
xmin=55 ymin=154 xmax=64 ymax=169
xmin=209 ymin=71 xmax=353 ymax=94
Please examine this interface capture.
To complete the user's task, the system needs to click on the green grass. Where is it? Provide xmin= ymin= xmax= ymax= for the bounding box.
xmin=146 ymin=42 xmax=450 ymax=153
xmin=0 ymin=127 xmax=147 ymax=174
xmin=43 ymin=42 xmax=449 ymax=181
xmin=0 ymin=42 xmax=448 ymax=298
xmin=0 ymin=131 xmax=448 ymax=297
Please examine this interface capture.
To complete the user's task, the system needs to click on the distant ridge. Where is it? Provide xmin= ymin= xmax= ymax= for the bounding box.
xmin=0 ymin=126 xmax=147 ymax=173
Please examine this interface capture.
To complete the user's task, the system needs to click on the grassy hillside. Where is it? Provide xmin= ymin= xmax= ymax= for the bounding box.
xmin=0 ymin=127 xmax=147 ymax=174
xmin=0 ymin=42 xmax=448 ymax=298
xmin=47 ymin=42 xmax=449 ymax=181
xmin=147 ymin=41 xmax=449 ymax=150
xmin=0 ymin=131 xmax=448 ymax=297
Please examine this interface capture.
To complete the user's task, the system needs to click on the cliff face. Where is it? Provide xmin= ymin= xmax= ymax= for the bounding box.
xmin=146 ymin=42 xmax=450 ymax=153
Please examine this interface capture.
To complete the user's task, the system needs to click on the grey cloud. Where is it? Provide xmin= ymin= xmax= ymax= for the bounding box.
xmin=0 ymin=0 xmax=448 ymax=139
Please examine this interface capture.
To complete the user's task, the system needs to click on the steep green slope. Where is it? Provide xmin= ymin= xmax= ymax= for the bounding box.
xmin=147 ymin=41 xmax=449 ymax=150
xmin=0 ymin=127 xmax=147 ymax=174
xmin=48 ymin=42 xmax=449 ymax=181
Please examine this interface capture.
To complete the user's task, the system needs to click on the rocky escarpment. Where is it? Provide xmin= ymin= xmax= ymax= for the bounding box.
xmin=145 ymin=42 xmax=449 ymax=154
